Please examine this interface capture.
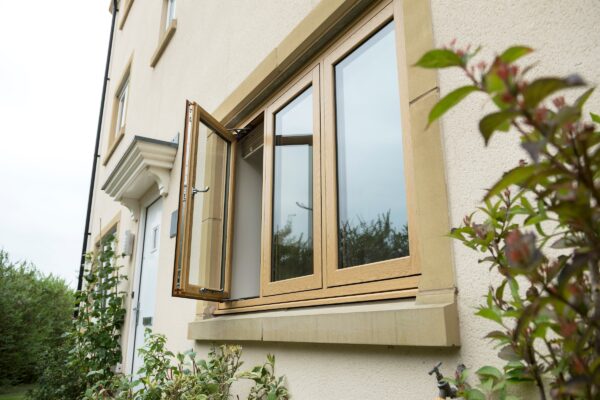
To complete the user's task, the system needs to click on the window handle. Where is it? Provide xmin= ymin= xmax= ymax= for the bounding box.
xmin=192 ymin=186 xmax=210 ymax=196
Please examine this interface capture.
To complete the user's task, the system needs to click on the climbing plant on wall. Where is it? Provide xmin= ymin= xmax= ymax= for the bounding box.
xmin=30 ymin=234 xmax=127 ymax=400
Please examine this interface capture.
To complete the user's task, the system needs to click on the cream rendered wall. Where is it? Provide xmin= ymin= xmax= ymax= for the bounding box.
xmin=87 ymin=0 xmax=600 ymax=398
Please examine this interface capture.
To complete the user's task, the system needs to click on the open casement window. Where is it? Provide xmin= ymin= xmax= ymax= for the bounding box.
xmin=172 ymin=102 xmax=236 ymax=301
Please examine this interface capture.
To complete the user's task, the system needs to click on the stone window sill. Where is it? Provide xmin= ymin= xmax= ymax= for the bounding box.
xmin=118 ymin=0 xmax=135 ymax=30
xmin=188 ymin=298 xmax=459 ymax=347
xmin=150 ymin=19 xmax=177 ymax=68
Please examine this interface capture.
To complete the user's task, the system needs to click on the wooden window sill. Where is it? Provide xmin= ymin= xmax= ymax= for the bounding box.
xmin=188 ymin=298 xmax=460 ymax=347
xmin=150 ymin=19 xmax=177 ymax=68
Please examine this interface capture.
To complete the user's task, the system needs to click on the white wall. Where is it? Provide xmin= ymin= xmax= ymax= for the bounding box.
xmin=88 ymin=0 xmax=600 ymax=398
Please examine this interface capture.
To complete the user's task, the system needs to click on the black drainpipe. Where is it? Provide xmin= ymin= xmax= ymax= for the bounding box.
xmin=77 ymin=0 xmax=119 ymax=294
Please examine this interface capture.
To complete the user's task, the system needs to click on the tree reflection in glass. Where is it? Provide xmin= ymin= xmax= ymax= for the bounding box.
xmin=272 ymin=87 xmax=314 ymax=281
xmin=335 ymin=21 xmax=409 ymax=268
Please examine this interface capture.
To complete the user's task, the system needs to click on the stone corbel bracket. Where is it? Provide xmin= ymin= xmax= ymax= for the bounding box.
xmin=102 ymin=136 xmax=178 ymax=221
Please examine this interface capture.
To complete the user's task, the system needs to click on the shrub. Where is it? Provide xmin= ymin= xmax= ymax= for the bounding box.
xmin=417 ymin=43 xmax=600 ymax=399
xmin=0 ymin=251 xmax=73 ymax=387
xmin=84 ymin=330 xmax=290 ymax=400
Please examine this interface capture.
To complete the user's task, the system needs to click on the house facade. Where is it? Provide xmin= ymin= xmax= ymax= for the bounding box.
xmin=87 ymin=0 xmax=600 ymax=398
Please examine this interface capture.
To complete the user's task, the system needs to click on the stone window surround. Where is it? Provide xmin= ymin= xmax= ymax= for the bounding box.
xmin=185 ymin=0 xmax=459 ymax=347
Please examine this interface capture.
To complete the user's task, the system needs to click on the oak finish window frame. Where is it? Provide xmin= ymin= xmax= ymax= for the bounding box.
xmin=104 ymin=60 xmax=132 ymax=165
xmin=174 ymin=0 xmax=454 ymax=322
xmin=172 ymin=102 xmax=237 ymax=302
xmin=261 ymin=67 xmax=323 ymax=297
xmin=322 ymin=4 xmax=419 ymax=288
xmin=215 ymin=1 xmax=424 ymax=314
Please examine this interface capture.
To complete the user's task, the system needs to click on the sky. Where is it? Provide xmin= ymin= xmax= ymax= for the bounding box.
xmin=0 ymin=1 xmax=111 ymax=287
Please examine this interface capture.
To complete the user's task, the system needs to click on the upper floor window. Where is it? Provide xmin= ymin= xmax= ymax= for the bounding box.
xmin=150 ymin=0 xmax=178 ymax=67
xmin=104 ymin=63 xmax=131 ymax=163
xmin=116 ymin=78 xmax=129 ymax=136
xmin=173 ymin=1 xmax=420 ymax=311
xmin=165 ymin=0 xmax=176 ymax=30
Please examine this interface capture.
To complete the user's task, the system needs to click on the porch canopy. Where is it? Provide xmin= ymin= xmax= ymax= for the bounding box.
xmin=102 ymin=136 xmax=178 ymax=221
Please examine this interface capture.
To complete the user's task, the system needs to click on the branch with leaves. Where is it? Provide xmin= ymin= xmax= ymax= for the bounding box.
xmin=417 ymin=42 xmax=600 ymax=399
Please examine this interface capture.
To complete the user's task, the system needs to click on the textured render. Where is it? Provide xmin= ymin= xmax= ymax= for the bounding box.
xmin=87 ymin=0 xmax=600 ymax=398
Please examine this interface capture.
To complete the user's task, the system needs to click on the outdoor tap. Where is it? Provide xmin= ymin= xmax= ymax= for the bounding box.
xmin=429 ymin=362 xmax=458 ymax=399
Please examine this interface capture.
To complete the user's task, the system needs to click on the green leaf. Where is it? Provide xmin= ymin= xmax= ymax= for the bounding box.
xmin=574 ymin=87 xmax=594 ymax=109
xmin=206 ymin=383 xmax=219 ymax=393
xmin=485 ymin=330 xmax=510 ymax=342
xmin=499 ymin=46 xmax=533 ymax=63
xmin=428 ymin=86 xmax=479 ymax=125
xmin=465 ymin=388 xmax=486 ymax=400
xmin=476 ymin=307 xmax=503 ymax=324
xmin=523 ymin=75 xmax=586 ymax=109
xmin=479 ymin=110 xmax=520 ymax=144
xmin=476 ymin=366 xmax=503 ymax=380
xmin=484 ymin=165 xmax=538 ymax=200
xmin=508 ymin=278 xmax=523 ymax=307
xmin=414 ymin=49 xmax=463 ymax=68
xmin=591 ymin=112 xmax=600 ymax=123
xmin=498 ymin=345 xmax=520 ymax=361
xmin=486 ymin=73 xmax=505 ymax=93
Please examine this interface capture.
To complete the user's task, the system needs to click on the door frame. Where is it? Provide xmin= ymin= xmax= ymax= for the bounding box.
xmin=125 ymin=191 xmax=162 ymax=375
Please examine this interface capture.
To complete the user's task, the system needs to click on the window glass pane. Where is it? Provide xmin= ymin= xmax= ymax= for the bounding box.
xmin=335 ymin=21 xmax=409 ymax=269
xmin=272 ymin=87 xmax=313 ymax=281
xmin=166 ymin=0 xmax=176 ymax=28
xmin=117 ymin=82 xmax=128 ymax=130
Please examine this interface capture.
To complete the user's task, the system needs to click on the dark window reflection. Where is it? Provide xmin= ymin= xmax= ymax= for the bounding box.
xmin=272 ymin=87 xmax=314 ymax=281
xmin=335 ymin=22 xmax=409 ymax=269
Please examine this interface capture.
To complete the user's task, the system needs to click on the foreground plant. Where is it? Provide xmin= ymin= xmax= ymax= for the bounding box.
xmin=85 ymin=330 xmax=290 ymax=400
xmin=417 ymin=43 xmax=600 ymax=399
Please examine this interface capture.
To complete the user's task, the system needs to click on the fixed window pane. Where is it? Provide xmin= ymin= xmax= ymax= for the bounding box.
xmin=334 ymin=21 xmax=409 ymax=269
xmin=272 ymin=87 xmax=314 ymax=281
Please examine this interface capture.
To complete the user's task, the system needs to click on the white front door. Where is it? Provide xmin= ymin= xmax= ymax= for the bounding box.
xmin=130 ymin=198 xmax=162 ymax=375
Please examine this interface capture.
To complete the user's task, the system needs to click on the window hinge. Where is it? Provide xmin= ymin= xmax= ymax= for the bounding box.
xmin=228 ymin=127 xmax=252 ymax=141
